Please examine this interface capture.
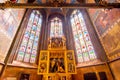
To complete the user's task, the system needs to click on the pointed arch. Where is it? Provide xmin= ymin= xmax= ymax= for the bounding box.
xmin=17 ymin=10 xmax=43 ymax=63
xmin=70 ymin=9 xmax=96 ymax=63
xmin=50 ymin=17 xmax=63 ymax=37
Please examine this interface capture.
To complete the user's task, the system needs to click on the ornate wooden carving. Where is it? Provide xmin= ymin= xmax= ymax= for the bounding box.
xmin=0 ymin=1 xmax=120 ymax=8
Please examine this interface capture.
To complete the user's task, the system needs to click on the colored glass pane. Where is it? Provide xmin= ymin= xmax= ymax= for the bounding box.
xmin=17 ymin=10 xmax=42 ymax=63
xmin=71 ymin=10 xmax=96 ymax=63
xmin=50 ymin=17 xmax=63 ymax=37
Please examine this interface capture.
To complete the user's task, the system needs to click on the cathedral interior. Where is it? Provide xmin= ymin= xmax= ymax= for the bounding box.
xmin=0 ymin=0 xmax=120 ymax=80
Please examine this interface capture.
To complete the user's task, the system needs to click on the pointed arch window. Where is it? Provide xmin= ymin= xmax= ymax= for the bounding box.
xmin=50 ymin=17 xmax=63 ymax=37
xmin=17 ymin=10 xmax=42 ymax=63
xmin=70 ymin=10 xmax=96 ymax=63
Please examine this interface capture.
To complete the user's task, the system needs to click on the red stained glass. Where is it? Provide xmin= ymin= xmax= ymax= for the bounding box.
xmin=71 ymin=10 xmax=96 ymax=62
xmin=17 ymin=10 xmax=42 ymax=63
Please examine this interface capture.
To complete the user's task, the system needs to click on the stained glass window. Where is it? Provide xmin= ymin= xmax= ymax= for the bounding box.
xmin=50 ymin=17 xmax=63 ymax=37
xmin=17 ymin=10 xmax=42 ymax=63
xmin=70 ymin=10 xmax=96 ymax=63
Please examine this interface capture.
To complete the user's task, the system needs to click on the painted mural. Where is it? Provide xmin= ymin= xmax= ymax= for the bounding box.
xmin=89 ymin=9 xmax=120 ymax=60
xmin=94 ymin=9 xmax=120 ymax=36
xmin=0 ymin=9 xmax=25 ymax=62
xmin=102 ymin=22 xmax=120 ymax=59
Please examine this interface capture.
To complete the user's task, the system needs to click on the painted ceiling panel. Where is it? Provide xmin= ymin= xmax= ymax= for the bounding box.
xmin=36 ymin=0 xmax=78 ymax=3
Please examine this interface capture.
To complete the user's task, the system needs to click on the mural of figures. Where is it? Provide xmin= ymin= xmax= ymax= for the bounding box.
xmin=88 ymin=8 xmax=120 ymax=60
xmin=89 ymin=9 xmax=120 ymax=36
xmin=49 ymin=58 xmax=65 ymax=73
xmin=0 ymin=9 xmax=25 ymax=62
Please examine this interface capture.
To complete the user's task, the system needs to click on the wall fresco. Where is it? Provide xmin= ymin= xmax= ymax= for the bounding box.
xmin=94 ymin=9 xmax=120 ymax=36
xmin=0 ymin=9 xmax=25 ymax=62
xmin=102 ymin=22 xmax=120 ymax=59
xmin=89 ymin=9 xmax=120 ymax=60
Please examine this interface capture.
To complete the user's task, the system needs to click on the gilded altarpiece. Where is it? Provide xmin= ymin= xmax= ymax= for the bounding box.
xmin=38 ymin=37 xmax=76 ymax=80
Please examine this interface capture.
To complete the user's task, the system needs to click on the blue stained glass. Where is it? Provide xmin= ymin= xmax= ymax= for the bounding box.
xmin=33 ymin=41 xmax=38 ymax=46
xmin=30 ymin=33 xmax=34 ymax=40
xmin=17 ymin=10 xmax=42 ymax=63
xmin=31 ymin=30 xmax=36 ymax=34
xmin=75 ymin=34 xmax=79 ymax=38
xmin=79 ymin=33 xmax=83 ymax=39
xmin=24 ymin=31 xmax=30 ymax=37
xmin=83 ymin=31 xmax=89 ymax=37
xmin=35 ymin=36 xmax=39 ymax=41
xmin=71 ymin=10 xmax=96 ymax=63
xmin=32 ymin=25 xmax=37 ymax=31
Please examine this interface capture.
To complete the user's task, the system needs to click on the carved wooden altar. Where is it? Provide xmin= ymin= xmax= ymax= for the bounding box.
xmin=38 ymin=37 xmax=76 ymax=80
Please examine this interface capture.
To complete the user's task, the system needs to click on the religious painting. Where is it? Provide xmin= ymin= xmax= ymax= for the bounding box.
xmin=50 ymin=38 xmax=63 ymax=48
xmin=67 ymin=51 xmax=73 ymax=60
xmin=38 ymin=62 xmax=47 ymax=73
xmin=40 ymin=52 xmax=48 ymax=61
xmin=102 ymin=22 xmax=120 ymax=60
xmin=67 ymin=62 xmax=75 ymax=73
xmin=0 ymin=9 xmax=25 ymax=62
xmin=89 ymin=9 xmax=120 ymax=36
xmin=49 ymin=58 xmax=65 ymax=73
